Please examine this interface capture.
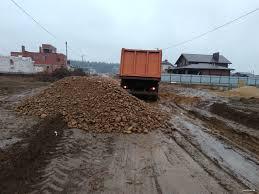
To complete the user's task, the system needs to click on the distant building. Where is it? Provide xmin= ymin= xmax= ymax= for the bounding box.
xmin=0 ymin=56 xmax=41 ymax=74
xmin=232 ymin=72 xmax=255 ymax=77
xmin=161 ymin=60 xmax=174 ymax=73
xmin=174 ymin=52 xmax=234 ymax=76
xmin=11 ymin=44 xmax=67 ymax=74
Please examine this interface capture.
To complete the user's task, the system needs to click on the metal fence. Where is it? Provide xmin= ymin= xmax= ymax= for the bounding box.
xmin=162 ymin=73 xmax=259 ymax=88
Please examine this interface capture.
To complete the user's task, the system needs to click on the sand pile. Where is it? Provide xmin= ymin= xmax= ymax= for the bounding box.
xmin=224 ymin=86 xmax=259 ymax=98
xmin=16 ymin=76 xmax=166 ymax=133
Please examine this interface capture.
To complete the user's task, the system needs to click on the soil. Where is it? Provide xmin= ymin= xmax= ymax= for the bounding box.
xmin=188 ymin=109 xmax=259 ymax=160
xmin=0 ymin=115 xmax=67 ymax=194
xmin=0 ymin=76 xmax=48 ymax=96
xmin=158 ymin=83 xmax=259 ymax=191
xmin=222 ymin=86 xmax=259 ymax=98
xmin=0 ymin=77 xmax=258 ymax=193
xmin=210 ymin=102 xmax=259 ymax=130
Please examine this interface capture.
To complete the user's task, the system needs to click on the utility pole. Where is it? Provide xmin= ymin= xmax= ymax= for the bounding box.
xmin=65 ymin=41 xmax=68 ymax=65
xmin=81 ymin=55 xmax=85 ymax=63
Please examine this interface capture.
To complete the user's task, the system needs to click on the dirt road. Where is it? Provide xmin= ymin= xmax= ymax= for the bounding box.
xmin=0 ymin=77 xmax=258 ymax=193
xmin=100 ymin=131 xmax=231 ymax=194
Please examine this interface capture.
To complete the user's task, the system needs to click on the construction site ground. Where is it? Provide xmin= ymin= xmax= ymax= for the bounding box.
xmin=0 ymin=76 xmax=258 ymax=194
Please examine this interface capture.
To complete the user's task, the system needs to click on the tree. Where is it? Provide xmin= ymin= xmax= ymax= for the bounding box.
xmin=72 ymin=68 xmax=86 ymax=76
xmin=51 ymin=67 xmax=71 ymax=79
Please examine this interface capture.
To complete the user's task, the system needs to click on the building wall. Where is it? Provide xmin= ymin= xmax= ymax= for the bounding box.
xmin=41 ymin=44 xmax=57 ymax=53
xmin=35 ymin=64 xmax=64 ymax=74
xmin=0 ymin=56 xmax=38 ymax=74
xmin=174 ymin=69 xmax=231 ymax=76
xmin=11 ymin=44 xmax=67 ymax=74
xmin=11 ymin=52 xmax=66 ymax=65
xmin=162 ymin=64 xmax=171 ymax=73
xmin=200 ymin=69 xmax=230 ymax=76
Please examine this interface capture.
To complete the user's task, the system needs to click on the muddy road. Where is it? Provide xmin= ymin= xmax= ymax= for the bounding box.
xmin=159 ymin=84 xmax=259 ymax=192
xmin=0 ymin=77 xmax=258 ymax=193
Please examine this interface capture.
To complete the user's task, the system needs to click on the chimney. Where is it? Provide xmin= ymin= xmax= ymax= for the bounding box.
xmin=21 ymin=45 xmax=25 ymax=53
xmin=213 ymin=52 xmax=219 ymax=61
xmin=39 ymin=46 xmax=42 ymax=53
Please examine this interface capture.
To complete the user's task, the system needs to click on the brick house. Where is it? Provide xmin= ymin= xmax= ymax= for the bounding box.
xmin=11 ymin=44 xmax=67 ymax=74
xmin=174 ymin=52 xmax=234 ymax=76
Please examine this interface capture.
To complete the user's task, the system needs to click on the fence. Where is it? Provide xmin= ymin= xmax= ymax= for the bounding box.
xmin=162 ymin=73 xmax=259 ymax=88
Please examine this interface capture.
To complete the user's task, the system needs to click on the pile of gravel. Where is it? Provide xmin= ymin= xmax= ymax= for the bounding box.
xmin=16 ymin=76 xmax=166 ymax=133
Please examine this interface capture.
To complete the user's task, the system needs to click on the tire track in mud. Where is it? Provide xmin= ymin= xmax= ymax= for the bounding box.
xmin=0 ymin=115 xmax=67 ymax=194
xmin=168 ymin=129 xmax=248 ymax=193
xmin=188 ymin=109 xmax=259 ymax=162
xmin=32 ymin=129 xmax=115 ymax=194
xmin=150 ymin=150 xmax=163 ymax=194
xmin=160 ymin=102 xmax=249 ymax=193
xmin=0 ymin=113 xmax=115 ymax=194
xmin=166 ymin=101 xmax=259 ymax=191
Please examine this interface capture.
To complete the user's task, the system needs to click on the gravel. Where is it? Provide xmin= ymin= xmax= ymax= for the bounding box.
xmin=16 ymin=76 xmax=166 ymax=133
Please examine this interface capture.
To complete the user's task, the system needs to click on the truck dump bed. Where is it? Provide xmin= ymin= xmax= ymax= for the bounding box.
xmin=120 ymin=48 xmax=162 ymax=80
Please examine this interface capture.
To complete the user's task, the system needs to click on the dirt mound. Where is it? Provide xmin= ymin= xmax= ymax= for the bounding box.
xmin=210 ymin=103 xmax=259 ymax=130
xmin=223 ymin=86 xmax=259 ymax=98
xmin=16 ymin=76 xmax=166 ymax=133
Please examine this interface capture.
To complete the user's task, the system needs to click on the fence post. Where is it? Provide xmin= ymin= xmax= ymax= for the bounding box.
xmin=219 ymin=76 xmax=221 ymax=85
xmin=190 ymin=74 xmax=192 ymax=85
xmin=200 ymin=75 xmax=202 ymax=83
xmin=180 ymin=74 xmax=182 ymax=84
xmin=210 ymin=75 xmax=212 ymax=85
xmin=228 ymin=76 xmax=231 ymax=89
xmin=247 ymin=77 xmax=249 ymax=86
xmin=170 ymin=73 xmax=171 ymax=83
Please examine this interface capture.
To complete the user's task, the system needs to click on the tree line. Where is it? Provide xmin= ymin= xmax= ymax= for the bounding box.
xmin=70 ymin=60 xmax=119 ymax=73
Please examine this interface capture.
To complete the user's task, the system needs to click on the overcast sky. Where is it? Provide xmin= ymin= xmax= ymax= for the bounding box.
xmin=1 ymin=0 xmax=259 ymax=73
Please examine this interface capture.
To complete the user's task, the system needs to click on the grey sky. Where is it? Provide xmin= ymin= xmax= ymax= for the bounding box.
xmin=1 ymin=0 xmax=259 ymax=73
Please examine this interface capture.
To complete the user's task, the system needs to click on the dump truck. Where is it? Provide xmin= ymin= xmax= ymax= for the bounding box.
xmin=119 ymin=48 xmax=162 ymax=100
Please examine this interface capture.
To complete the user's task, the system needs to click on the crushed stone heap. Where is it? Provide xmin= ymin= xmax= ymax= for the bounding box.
xmin=16 ymin=76 xmax=167 ymax=133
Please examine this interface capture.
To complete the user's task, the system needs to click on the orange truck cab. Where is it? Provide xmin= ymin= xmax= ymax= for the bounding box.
xmin=119 ymin=48 xmax=162 ymax=100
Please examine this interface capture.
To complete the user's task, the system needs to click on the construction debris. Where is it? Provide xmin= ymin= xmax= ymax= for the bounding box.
xmin=16 ymin=76 xmax=167 ymax=133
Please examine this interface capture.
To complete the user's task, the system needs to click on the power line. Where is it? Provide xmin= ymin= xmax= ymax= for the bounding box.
xmin=163 ymin=8 xmax=259 ymax=50
xmin=9 ymin=0 xmax=57 ymax=39
xmin=9 ymin=0 xmax=82 ymax=58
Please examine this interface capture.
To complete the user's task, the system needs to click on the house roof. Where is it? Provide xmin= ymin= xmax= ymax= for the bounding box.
xmin=177 ymin=53 xmax=232 ymax=64
xmin=161 ymin=60 xmax=173 ymax=66
xmin=175 ymin=63 xmax=235 ymax=70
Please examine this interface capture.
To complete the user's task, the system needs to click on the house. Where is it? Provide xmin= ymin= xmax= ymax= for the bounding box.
xmin=161 ymin=59 xmax=174 ymax=73
xmin=174 ymin=52 xmax=234 ymax=76
xmin=11 ymin=44 xmax=67 ymax=74
xmin=232 ymin=72 xmax=255 ymax=77
xmin=0 ymin=56 xmax=42 ymax=74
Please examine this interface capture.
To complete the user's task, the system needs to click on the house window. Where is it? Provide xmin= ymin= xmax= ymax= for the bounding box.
xmin=57 ymin=58 xmax=61 ymax=62
xmin=43 ymin=49 xmax=50 ymax=53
